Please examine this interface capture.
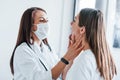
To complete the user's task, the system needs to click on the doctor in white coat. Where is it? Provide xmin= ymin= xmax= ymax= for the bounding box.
xmin=65 ymin=8 xmax=117 ymax=80
xmin=10 ymin=7 xmax=84 ymax=80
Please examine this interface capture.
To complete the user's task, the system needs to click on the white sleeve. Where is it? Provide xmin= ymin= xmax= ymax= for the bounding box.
xmin=52 ymin=51 xmax=60 ymax=62
xmin=14 ymin=46 xmax=52 ymax=80
xmin=74 ymin=54 xmax=92 ymax=80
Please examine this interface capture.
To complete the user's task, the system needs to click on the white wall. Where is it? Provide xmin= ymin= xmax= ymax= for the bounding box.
xmin=0 ymin=0 xmax=74 ymax=80
xmin=59 ymin=0 xmax=74 ymax=57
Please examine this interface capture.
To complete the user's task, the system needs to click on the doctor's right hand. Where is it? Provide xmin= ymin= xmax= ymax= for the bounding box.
xmin=63 ymin=34 xmax=84 ymax=62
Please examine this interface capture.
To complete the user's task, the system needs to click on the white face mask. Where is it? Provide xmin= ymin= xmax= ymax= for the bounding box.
xmin=34 ymin=23 xmax=49 ymax=40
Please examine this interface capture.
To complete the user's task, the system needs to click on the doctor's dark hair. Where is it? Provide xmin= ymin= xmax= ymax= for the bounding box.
xmin=10 ymin=7 xmax=51 ymax=75
xmin=78 ymin=8 xmax=117 ymax=80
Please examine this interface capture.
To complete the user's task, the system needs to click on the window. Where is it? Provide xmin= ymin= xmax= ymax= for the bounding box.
xmin=113 ymin=0 xmax=120 ymax=48
xmin=74 ymin=0 xmax=96 ymax=16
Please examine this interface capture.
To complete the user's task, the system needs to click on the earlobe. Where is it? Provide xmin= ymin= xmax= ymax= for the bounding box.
xmin=80 ymin=26 xmax=85 ymax=34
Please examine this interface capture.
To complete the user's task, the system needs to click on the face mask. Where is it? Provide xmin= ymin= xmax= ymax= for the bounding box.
xmin=34 ymin=23 xmax=49 ymax=40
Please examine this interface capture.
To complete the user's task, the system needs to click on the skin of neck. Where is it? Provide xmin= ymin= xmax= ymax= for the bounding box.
xmin=83 ymin=41 xmax=90 ymax=50
xmin=32 ymin=32 xmax=42 ymax=45
xmin=82 ymin=37 xmax=90 ymax=50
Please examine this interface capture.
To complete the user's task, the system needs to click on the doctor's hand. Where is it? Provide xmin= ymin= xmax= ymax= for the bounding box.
xmin=51 ymin=34 xmax=84 ymax=80
xmin=63 ymin=34 xmax=84 ymax=61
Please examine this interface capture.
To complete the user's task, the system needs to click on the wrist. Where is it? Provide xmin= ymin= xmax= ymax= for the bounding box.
xmin=63 ymin=54 xmax=70 ymax=61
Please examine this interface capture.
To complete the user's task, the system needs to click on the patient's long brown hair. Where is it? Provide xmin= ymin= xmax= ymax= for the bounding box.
xmin=10 ymin=7 xmax=51 ymax=75
xmin=78 ymin=8 xmax=117 ymax=80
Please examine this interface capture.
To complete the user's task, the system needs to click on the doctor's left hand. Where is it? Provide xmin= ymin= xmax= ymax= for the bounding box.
xmin=51 ymin=34 xmax=84 ymax=80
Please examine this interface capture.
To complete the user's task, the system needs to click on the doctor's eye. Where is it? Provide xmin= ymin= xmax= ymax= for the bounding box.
xmin=39 ymin=19 xmax=48 ymax=23
xmin=39 ymin=17 xmax=49 ymax=23
xmin=39 ymin=19 xmax=49 ymax=23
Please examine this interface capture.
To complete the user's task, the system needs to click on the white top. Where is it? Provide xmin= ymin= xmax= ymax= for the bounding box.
xmin=13 ymin=42 xmax=61 ymax=80
xmin=66 ymin=49 xmax=103 ymax=80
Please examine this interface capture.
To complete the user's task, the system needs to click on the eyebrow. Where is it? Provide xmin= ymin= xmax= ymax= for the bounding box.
xmin=39 ymin=17 xmax=48 ymax=20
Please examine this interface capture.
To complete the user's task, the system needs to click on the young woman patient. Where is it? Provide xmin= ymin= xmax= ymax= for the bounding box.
xmin=65 ymin=8 xmax=117 ymax=80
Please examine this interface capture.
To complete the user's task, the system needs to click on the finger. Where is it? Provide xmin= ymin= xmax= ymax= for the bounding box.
xmin=76 ymin=40 xmax=83 ymax=49
xmin=76 ymin=36 xmax=85 ymax=48
xmin=76 ymin=44 xmax=84 ymax=54
xmin=71 ymin=34 xmax=75 ymax=44
xmin=76 ymin=35 xmax=83 ymax=41
xmin=68 ymin=40 xmax=74 ymax=48
xmin=77 ymin=46 xmax=84 ymax=53
xmin=69 ymin=34 xmax=72 ymax=40
xmin=70 ymin=40 xmax=73 ymax=45
xmin=74 ymin=40 xmax=82 ymax=49
xmin=77 ymin=41 xmax=85 ymax=51
xmin=72 ymin=35 xmax=82 ymax=48
xmin=68 ymin=34 xmax=72 ymax=48
xmin=68 ymin=40 xmax=72 ymax=48
xmin=68 ymin=40 xmax=71 ymax=48
xmin=75 ymin=35 xmax=84 ymax=44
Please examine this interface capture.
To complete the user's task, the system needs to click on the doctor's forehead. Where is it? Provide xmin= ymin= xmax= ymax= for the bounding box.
xmin=34 ymin=10 xmax=48 ymax=20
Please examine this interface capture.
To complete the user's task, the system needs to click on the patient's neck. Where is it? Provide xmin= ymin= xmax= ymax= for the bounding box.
xmin=83 ymin=41 xmax=90 ymax=50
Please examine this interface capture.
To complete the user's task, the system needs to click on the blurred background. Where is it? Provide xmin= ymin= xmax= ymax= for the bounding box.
xmin=0 ymin=0 xmax=120 ymax=80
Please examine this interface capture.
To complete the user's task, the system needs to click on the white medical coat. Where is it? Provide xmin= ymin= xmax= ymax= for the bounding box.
xmin=66 ymin=49 xmax=103 ymax=80
xmin=13 ymin=42 xmax=61 ymax=80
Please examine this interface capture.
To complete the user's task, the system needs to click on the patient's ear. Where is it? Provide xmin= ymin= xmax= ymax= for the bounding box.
xmin=80 ymin=26 xmax=85 ymax=34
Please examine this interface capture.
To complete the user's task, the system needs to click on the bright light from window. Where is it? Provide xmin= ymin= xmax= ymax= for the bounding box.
xmin=79 ymin=0 xmax=96 ymax=10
